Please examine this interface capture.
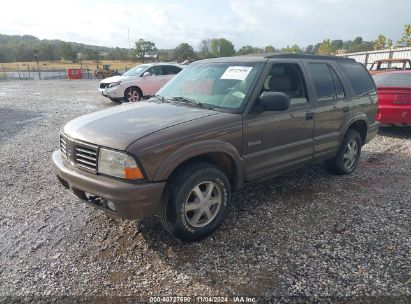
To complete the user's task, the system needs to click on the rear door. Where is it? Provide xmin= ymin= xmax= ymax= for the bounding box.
xmin=303 ymin=62 xmax=349 ymax=159
xmin=242 ymin=61 xmax=315 ymax=181
xmin=162 ymin=65 xmax=183 ymax=86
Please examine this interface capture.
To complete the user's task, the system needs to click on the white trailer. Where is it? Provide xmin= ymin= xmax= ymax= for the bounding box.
xmin=337 ymin=47 xmax=411 ymax=69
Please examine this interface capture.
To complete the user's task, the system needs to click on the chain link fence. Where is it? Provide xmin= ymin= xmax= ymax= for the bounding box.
xmin=0 ymin=64 xmax=128 ymax=81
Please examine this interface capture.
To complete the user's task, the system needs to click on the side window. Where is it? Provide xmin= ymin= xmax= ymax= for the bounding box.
xmin=147 ymin=66 xmax=163 ymax=76
xmin=163 ymin=65 xmax=182 ymax=75
xmin=307 ymin=63 xmax=336 ymax=101
xmin=339 ymin=62 xmax=375 ymax=96
xmin=329 ymin=66 xmax=345 ymax=99
xmin=263 ymin=63 xmax=308 ymax=105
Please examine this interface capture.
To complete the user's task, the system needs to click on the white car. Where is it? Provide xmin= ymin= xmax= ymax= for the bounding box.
xmin=98 ymin=63 xmax=183 ymax=102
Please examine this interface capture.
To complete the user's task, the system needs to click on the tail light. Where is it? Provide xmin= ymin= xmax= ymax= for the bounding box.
xmin=394 ymin=94 xmax=411 ymax=105
xmin=375 ymin=108 xmax=381 ymax=121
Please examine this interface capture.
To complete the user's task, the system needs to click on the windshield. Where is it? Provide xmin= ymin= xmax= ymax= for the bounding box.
xmin=373 ymin=73 xmax=411 ymax=87
xmin=122 ymin=64 xmax=150 ymax=77
xmin=156 ymin=62 xmax=264 ymax=110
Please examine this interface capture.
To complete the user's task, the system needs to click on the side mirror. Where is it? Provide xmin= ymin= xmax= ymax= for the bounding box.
xmin=143 ymin=71 xmax=151 ymax=77
xmin=259 ymin=91 xmax=290 ymax=111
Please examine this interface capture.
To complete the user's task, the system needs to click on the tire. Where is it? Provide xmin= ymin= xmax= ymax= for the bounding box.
xmin=108 ymin=97 xmax=122 ymax=103
xmin=327 ymin=129 xmax=362 ymax=175
xmin=124 ymin=87 xmax=142 ymax=102
xmin=159 ymin=162 xmax=231 ymax=241
xmin=96 ymin=71 xmax=104 ymax=79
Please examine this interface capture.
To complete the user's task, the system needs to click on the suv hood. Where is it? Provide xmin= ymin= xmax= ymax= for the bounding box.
xmin=63 ymin=102 xmax=219 ymax=150
xmin=100 ymin=75 xmax=135 ymax=84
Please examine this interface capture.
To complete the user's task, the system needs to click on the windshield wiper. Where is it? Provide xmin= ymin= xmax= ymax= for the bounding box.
xmin=166 ymin=96 xmax=214 ymax=110
xmin=153 ymin=94 xmax=166 ymax=102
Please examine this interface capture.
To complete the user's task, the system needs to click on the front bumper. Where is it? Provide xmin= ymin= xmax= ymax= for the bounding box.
xmin=51 ymin=150 xmax=165 ymax=219
xmin=98 ymin=85 xmax=122 ymax=98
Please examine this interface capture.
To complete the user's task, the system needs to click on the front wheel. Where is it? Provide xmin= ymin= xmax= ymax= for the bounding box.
xmin=124 ymin=87 xmax=142 ymax=102
xmin=327 ymin=129 xmax=362 ymax=175
xmin=95 ymin=71 xmax=104 ymax=79
xmin=159 ymin=162 xmax=231 ymax=241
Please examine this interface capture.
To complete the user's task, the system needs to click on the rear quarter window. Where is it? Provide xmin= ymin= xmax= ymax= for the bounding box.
xmin=339 ymin=62 xmax=375 ymax=96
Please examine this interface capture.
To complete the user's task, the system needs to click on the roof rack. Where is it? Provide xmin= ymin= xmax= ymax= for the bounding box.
xmin=264 ymin=53 xmax=355 ymax=62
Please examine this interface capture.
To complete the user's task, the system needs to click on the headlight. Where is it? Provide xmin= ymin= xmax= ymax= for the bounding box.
xmin=98 ymin=148 xmax=143 ymax=180
xmin=108 ymin=81 xmax=121 ymax=88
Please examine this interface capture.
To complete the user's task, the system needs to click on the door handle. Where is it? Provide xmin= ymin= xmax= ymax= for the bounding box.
xmin=343 ymin=106 xmax=350 ymax=113
xmin=306 ymin=112 xmax=314 ymax=120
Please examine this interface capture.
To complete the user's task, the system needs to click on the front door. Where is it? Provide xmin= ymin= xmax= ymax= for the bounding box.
xmin=143 ymin=65 xmax=168 ymax=96
xmin=243 ymin=62 xmax=315 ymax=181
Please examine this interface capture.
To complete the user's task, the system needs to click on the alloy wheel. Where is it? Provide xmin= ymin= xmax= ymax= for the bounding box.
xmin=343 ymin=139 xmax=358 ymax=169
xmin=184 ymin=181 xmax=222 ymax=228
xmin=127 ymin=90 xmax=140 ymax=102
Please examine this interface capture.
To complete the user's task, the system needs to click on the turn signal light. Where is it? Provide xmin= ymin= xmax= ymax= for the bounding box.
xmin=124 ymin=167 xmax=144 ymax=179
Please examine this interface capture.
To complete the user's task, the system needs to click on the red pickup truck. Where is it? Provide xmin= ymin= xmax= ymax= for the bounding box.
xmin=369 ymin=58 xmax=411 ymax=75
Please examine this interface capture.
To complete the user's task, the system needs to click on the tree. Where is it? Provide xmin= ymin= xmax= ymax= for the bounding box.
xmin=108 ymin=47 xmax=130 ymax=61
xmin=350 ymin=41 xmax=374 ymax=52
xmin=83 ymin=49 xmax=101 ymax=61
xmin=353 ymin=36 xmax=363 ymax=46
xmin=331 ymin=40 xmax=344 ymax=51
xmin=317 ymin=39 xmax=336 ymax=55
xmin=38 ymin=43 xmax=59 ymax=61
xmin=60 ymin=42 xmax=77 ymax=62
xmin=173 ymin=43 xmax=195 ymax=62
xmin=305 ymin=45 xmax=314 ymax=54
xmin=282 ymin=44 xmax=302 ymax=53
xmin=374 ymin=35 xmax=392 ymax=50
xmin=157 ymin=49 xmax=173 ymax=62
xmin=264 ymin=45 xmax=275 ymax=53
xmin=397 ymin=24 xmax=411 ymax=47
xmin=199 ymin=39 xmax=212 ymax=59
xmin=313 ymin=43 xmax=321 ymax=54
xmin=210 ymin=38 xmax=235 ymax=57
xmin=236 ymin=45 xmax=263 ymax=55
xmin=133 ymin=38 xmax=156 ymax=62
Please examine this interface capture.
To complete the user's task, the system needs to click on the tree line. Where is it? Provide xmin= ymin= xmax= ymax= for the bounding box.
xmin=133 ymin=24 xmax=411 ymax=62
xmin=1 ymin=24 xmax=410 ymax=63
xmin=0 ymin=34 xmax=127 ymax=63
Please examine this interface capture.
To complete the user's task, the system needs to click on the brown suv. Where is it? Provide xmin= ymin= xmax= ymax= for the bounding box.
xmin=52 ymin=54 xmax=379 ymax=240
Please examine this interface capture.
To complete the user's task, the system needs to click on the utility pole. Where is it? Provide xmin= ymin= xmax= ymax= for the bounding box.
xmin=17 ymin=64 xmax=21 ymax=80
xmin=2 ymin=64 xmax=6 ymax=80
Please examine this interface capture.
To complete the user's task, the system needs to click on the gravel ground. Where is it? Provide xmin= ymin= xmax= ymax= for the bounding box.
xmin=0 ymin=80 xmax=410 ymax=303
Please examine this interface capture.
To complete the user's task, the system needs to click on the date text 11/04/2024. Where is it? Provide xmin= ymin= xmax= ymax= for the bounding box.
xmin=149 ymin=296 xmax=257 ymax=302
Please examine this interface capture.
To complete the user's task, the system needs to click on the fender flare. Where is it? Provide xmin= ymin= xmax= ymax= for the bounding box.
xmin=339 ymin=113 xmax=368 ymax=145
xmin=153 ymin=140 xmax=244 ymax=191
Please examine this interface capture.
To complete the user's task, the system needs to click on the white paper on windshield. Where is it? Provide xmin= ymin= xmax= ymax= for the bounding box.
xmin=220 ymin=66 xmax=253 ymax=80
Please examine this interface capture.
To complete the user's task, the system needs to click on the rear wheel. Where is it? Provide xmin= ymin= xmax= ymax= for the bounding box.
xmin=124 ymin=87 xmax=142 ymax=102
xmin=159 ymin=162 xmax=231 ymax=241
xmin=327 ymin=129 xmax=362 ymax=175
xmin=95 ymin=71 xmax=104 ymax=79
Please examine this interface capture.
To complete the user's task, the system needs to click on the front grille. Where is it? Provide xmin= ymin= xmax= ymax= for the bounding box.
xmin=100 ymin=83 xmax=109 ymax=89
xmin=74 ymin=144 xmax=98 ymax=173
xmin=60 ymin=134 xmax=67 ymax=158
xmin=60 ymin=133 xmax=98 ymax=174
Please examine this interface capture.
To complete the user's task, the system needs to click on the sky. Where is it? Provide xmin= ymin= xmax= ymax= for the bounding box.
xmin=1 ymin=0 xmax=410 ymax=50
